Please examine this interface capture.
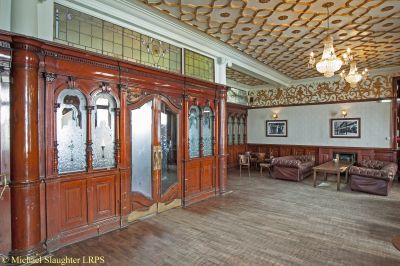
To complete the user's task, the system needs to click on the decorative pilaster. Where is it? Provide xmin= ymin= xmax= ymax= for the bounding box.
xmin=86 ymin=106 xmax=95 ymax=171
xmin=218 ymin=87 xmax=228 ymax=194
xmin=53 ymin=103 xmax=60 ymax=174
xmin=114 ymin=108 xmax=121 ymax=165
xmin=10 ymin=37 xmax=46 ymax=257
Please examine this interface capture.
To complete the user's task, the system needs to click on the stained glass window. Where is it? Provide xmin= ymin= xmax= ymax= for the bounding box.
xmin=228 ymin=116 xmax=233 ymax=145
xmin=57 ymin=89 xmax=87 ymax=173
xmin=92 ymin=93 xmax=117 ymax=169
xmin=189 ymin=106 xmax=200 ymax=158
xmin=202 ymin=107 xmax=213 ymax=156
xmin=54 ymin=4 xmax=182 ymax=74
xmin=184 ymin=50 xmax=214 ymax=82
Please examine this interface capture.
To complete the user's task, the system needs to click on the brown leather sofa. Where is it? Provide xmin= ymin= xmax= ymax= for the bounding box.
xmin=349 ymin=160 xmax=398 ymax=196
xmin=271 ymin=155 xmax=315 ymax=181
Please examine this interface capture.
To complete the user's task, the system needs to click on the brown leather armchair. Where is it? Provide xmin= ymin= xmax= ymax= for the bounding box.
xmin=271 ymin=155 xmax=315 ymax=181
xmin=349 ymin=160 xmax=398 ymax=196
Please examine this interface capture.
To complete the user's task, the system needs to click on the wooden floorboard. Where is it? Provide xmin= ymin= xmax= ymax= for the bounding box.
xmin=44 ymin=170 xmax=400 ymax=265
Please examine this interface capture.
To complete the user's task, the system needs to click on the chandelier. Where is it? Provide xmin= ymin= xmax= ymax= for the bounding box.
xmin=308 ymin=6 xmax=343 ymax=77
xmin=340 ymin=51 xmax=368 ymax=88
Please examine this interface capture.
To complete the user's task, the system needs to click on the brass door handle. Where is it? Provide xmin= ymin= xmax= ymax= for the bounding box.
xmin=0 ymin=174 xmax=9 ymax=200
xmin=153 ymin=146 xmax=162 ymax=171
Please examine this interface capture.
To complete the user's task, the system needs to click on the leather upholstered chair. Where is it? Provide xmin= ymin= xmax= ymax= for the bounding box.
xmin=349 ymin=160 xmax=398 ymax=196
xmin=271 ymin=155 xmax=315 ymax=181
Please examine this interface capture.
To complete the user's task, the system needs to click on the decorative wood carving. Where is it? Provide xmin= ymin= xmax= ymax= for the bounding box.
xmin=44 ymin=72 xmax=58 ymax=83
xmin=67 ymin=76 xmax=76 ymax=89
xmin=3 ymin=33 xmax=227 ymax=255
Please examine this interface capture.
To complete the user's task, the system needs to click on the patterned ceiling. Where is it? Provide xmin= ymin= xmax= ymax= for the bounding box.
xmin=226 ymin=67 xmax=269 ymax=86
xmin=139 ymin=0 xmax=400 ymax=80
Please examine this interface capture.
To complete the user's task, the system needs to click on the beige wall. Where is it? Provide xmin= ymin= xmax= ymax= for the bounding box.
xmin=247 ymin=101 xmax=392 ymax=148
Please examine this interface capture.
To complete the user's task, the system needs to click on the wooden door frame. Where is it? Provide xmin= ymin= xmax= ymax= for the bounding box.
xmin=125 ymin=93 xmax=182 ymax=220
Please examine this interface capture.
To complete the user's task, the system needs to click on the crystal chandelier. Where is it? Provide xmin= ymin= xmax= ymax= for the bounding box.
xmin=340 ymin=58 xmax=368 ymax=88
xmin=308 ymin=6 xmax=343 ymax=77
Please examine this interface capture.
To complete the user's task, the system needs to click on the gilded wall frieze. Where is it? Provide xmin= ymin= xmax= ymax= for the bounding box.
xmin=249 ymin=73 xmax=398 ymax=107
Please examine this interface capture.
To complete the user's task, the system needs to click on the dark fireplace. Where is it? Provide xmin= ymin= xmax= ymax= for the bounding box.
xmin=333 ymin=152 xmax=357 ymax=162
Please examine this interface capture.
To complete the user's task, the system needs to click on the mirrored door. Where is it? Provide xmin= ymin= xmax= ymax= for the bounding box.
xmin=128 ymin=95 xmax=181 ymax=222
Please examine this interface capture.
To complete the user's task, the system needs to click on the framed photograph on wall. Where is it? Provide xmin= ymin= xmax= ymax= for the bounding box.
xmin=266 ymin=120 xmax=287 ymax=137
xmin=330 ymin=118 xmax=361 ymax=138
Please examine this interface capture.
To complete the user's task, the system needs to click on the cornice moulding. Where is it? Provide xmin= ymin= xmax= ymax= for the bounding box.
xmin=291 ymin=66 xmax=400 ymax=86
xmin=57 ymin=0 xmax=292 ymax=87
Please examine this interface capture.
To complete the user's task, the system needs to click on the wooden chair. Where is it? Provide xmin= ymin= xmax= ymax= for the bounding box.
xmin=256 ymin=153 xmax=266 ymax=169
xmin=239 ymin=154 xmax=251 ymax=177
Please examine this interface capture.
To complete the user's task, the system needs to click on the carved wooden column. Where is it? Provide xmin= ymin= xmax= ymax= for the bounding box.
xmin=218 ymin=87 xmax=228 ymax=194
xmin=10 ymin=37 xmax=45 ymax=257
xmin=114 ymin=108 xmax=121 ymax=165
xmin=86 ymin=106 xmax=94 ymax=171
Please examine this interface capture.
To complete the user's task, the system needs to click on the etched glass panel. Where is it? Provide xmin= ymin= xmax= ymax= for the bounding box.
xmin=202 ymin=107 xmax=213 ymax=156
xmin=228 ymin=116 xmax=233 ymax=145
xmin=131 ymin=101 xmax=153 ymax=198
xmin=239 ymin=117 xmax=245 ymax=144
xmin=227 ymin=87 xmax=248 ymax=105
xmin=57 ymin=89 xmax=87 ymax=173
xmin=160 ymin=102 xmax=178 ymax=194
xmin=92 ymin=93 xmax=116 ymax=169
xmin=189 ymin=106 xmax=200 ymax=158
xmin=235 ymin=117 xmax=240 ymax=145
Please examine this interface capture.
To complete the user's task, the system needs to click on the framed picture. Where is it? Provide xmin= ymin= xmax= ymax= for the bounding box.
xmin=330 ymin=118 xmax=361 ymax=138
xmin=266 ymin=120 xmax=287 ymax=137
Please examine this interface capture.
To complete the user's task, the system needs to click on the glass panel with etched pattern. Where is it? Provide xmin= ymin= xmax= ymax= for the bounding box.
xmin=57 ymin=89 xmax=87 ymax=173
xmin=228 ymin=116 xmax=233 ymax=145
xmin=189 ymin=106 xmax=200 ymax=158
xmin=239 ymin=117 xmax=245 ymax=144
xmin=92 ymin=93 xmax=117 ymax=169
xmin=131 ymin=101 xmax=153 ymax=198
xmin=235 ymin=117 xmax=240 ymax=145
xmin=202 ymin=107 xmax=213 ymax=157
xmin=160 ymin=102 xmax=178 ymax=195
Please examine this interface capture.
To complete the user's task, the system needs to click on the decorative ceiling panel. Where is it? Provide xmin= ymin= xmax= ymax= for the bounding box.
xmin=139 ymin=0 xmax=400 ymax=79
xmin=226 ymin=67 xmax=269 ymax=86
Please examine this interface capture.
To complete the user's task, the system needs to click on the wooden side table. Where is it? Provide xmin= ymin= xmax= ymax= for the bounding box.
xmin=259 ymin=163 xmax=271 ymax=177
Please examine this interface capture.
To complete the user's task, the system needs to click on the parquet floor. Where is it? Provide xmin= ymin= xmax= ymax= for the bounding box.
xmin=46 ymin=170 xmax=400 ymax=266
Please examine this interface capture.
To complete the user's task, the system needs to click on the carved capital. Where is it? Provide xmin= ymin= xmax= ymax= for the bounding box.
xmin=86 ymin=106 xmax=95 ymax=112
xmin=67 ymin=76 xmax=77 ymax=89
xmin=43 ymin=72 xmax=57 ymax=83
xmin=0 ymin=41 xmax=11 ymax=49
xmin=54 ymin=103 xmax=60 ymax=112
xmin=100 ymin=82 xmax=111 ymax=93
xmin=118 ymin=83 xmax=128 ymax=92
